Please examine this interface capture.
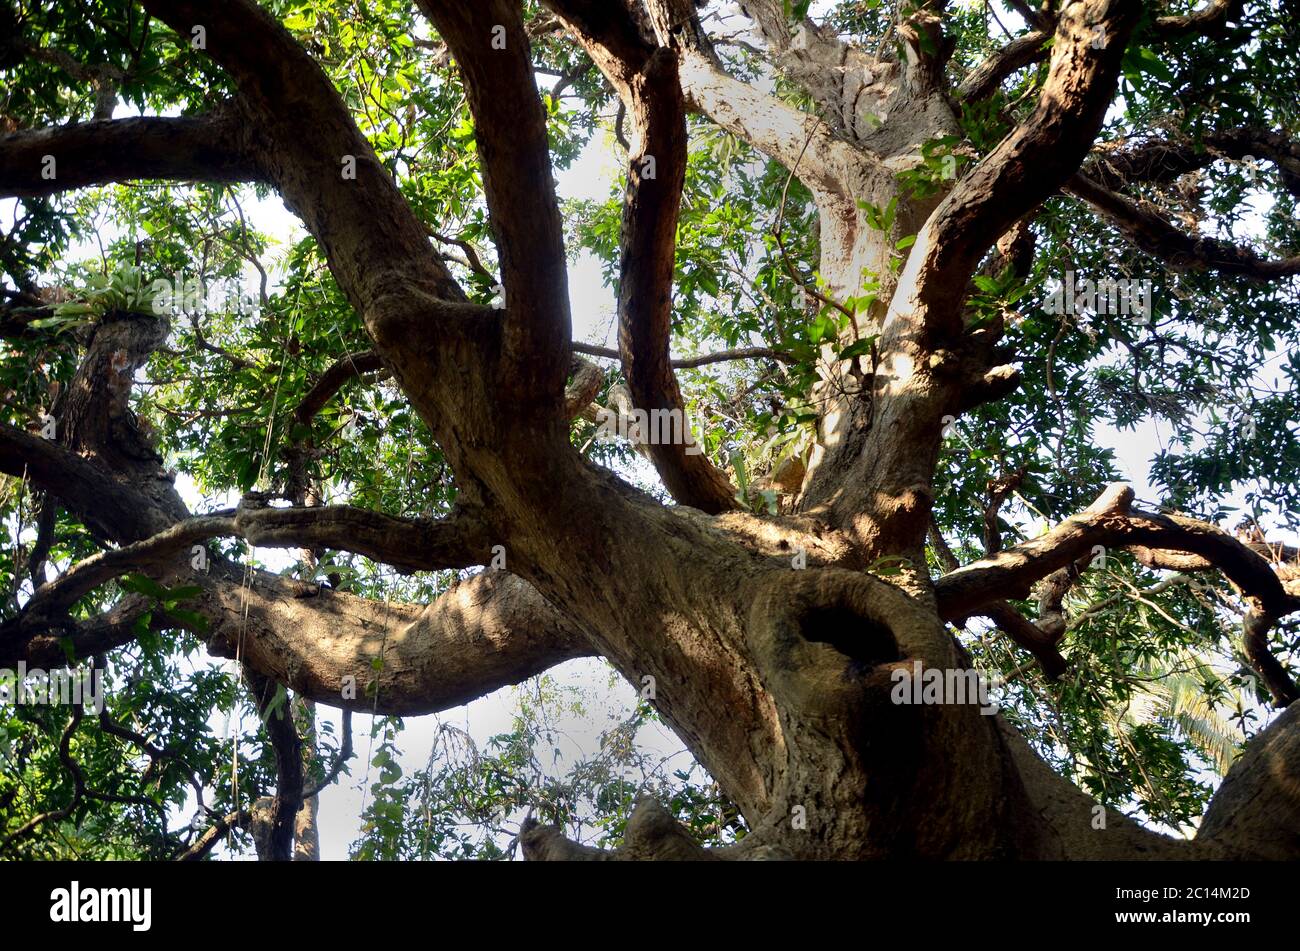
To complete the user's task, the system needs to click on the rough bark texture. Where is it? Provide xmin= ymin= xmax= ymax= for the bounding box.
xmin=2 ymin=0 xmax=1297 ymax=861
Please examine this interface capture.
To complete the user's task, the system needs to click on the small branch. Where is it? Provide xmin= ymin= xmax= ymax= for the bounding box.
xmin=425 ymin=228 xmax=497 ymax=285
xmin=0 ymin=706 xmax=86 ymax=854
xmin=176 ymin=809 xmax=252 ymax=861
xmin=292 ymin=351 xmax=387 ymax=427
xmin=571 ymin=341 xmax=794 ymax=368
xmin=937 ymin=483 xmax=1300 ymax=706
xmin=301 ymin=709 xmax=354 ymax=799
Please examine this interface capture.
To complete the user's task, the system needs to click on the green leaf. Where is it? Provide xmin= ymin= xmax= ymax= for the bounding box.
xmin=837 ymin=336 xmax=878 ymax=361
xmin=120 ymin=573 xmax=171 ymax=600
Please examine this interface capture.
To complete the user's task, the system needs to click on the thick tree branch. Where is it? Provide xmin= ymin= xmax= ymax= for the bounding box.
xmin=937 ymin=484 xmax=1298 ymax=618
xmin=522 ymin=795 xmax=727 ymax=860
xmin=564 ymin=355 xmax=605 ymax=419
xmin=543 ymin=3 xmax=741 ymax=510
xmin=895 ymin=0 xmax=1142 ymax=339
xmin=245 ymin=666 xmax=303 ymax=861
xmin=3 ymin=501 xmax=492 ymax=643
xmin=613 ymin=47 xmax=737 ymax=513
xmin=597 ymin=0 xmax=891 ymax=204
xmin=416 ymin=0 xmax=571 ymax=407
xmin=980 ymin=600 xmax=1069 ymax=679
xmin=959 ymin=30 xmax=1051 ymax=101
xmin=10 ymin=515 xmax=233 ymax=624
xmin=1197 ymin=701 xmax=1300 ymax=859
xmin=802 ymin=0 xmax=1140 ymax=558
xmin=520 ymin=793 xmax=799 ymax=860
xmin=1083 ymin=127 xmax=1300 ymax=197
xmin=1153 ymin=0 xmax=1244 ymax=38
xmin=0 ymin=421 xmax=173 ymax=543
xmin=0 ymin=110 xmax=263 ymax=198
xmin=1066 ymin=173 xmax=1300 ymax=278
xmin=202 ymin=569 xmax=595 ymax=716
xmin=1 ymin=308 xmax=587 ymax=720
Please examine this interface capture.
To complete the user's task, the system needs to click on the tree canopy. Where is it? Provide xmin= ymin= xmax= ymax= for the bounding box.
xmin=1 ymin=0 xmax=1298 ymax=862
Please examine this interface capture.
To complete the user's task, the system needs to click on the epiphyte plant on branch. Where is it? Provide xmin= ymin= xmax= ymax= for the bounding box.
xmin=0 ymin=0 xmax=1298 ymax=861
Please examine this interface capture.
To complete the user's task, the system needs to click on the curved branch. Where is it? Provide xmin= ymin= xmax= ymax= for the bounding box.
xmin=1066 ymin=173 xmax=1300 ymax=278
xmin=936 ymin=483 xmax=1300 ymax=705
xmin=301 ymin=709 xmax=353 ymax=799
xmin=1 ymin=596 xmax=158 ymax=670
xmin=893 ymin=0 xmax=1142 ymax=339
xmin=959 ymin=30 xmax=1050 ymax=102
xmin=12 ymin=516 xmax=233 ymax=623
xmin=937 ymin=484 xmax=1297 ymax=617
xmin=979 ymin=600 xmax=1069 ymax=679
xmin=613 ymin=47 xmax=737 ymax=513
xmin=292 ymin=351 xmax=387 ymax=427
xmin=542 ymin=5 xmax=737 ymax=511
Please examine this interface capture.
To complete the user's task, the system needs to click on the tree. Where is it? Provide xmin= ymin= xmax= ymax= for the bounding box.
xmin=1 ymin=0 xmax=1298 ymax=861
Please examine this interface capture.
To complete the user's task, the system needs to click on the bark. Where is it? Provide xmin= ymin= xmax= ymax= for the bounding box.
xmin=0 ymin=109 xmax=264 ymax=197
xmin=292 ymin=700 xmax=321 ymax=861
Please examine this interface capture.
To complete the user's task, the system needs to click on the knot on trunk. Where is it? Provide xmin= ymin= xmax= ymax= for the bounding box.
xmin=744 ymin=568 xmax=950 ymax=718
